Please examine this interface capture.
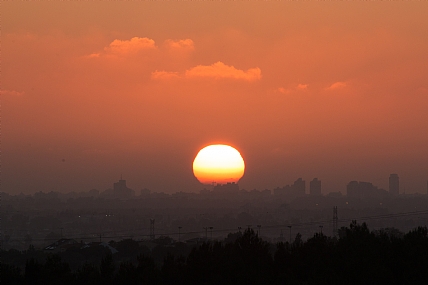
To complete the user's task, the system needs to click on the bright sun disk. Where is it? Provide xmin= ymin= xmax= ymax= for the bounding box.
xmin=193 ymin=144 xmax=245 ymax=185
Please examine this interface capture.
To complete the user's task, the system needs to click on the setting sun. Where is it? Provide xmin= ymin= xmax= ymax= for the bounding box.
xmin=193 ymin=144 xmax=245 ymax=185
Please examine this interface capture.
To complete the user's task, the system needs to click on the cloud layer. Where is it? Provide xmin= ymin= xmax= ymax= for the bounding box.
xmin=326 ymin=81 xmax=347 ymax=90
xmin=185 ymin=62 xmax=261 ymax=81
xmin=152 ymin=62 xmax=262 ymax=81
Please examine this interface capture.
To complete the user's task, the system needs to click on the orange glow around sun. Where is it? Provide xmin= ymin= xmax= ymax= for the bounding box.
xmin=193 ymin=144 xmax=245 ymax=185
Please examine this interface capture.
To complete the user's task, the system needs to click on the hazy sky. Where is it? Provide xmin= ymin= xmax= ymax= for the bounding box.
xmin=3 ymin=2 xmax=428 ymax=195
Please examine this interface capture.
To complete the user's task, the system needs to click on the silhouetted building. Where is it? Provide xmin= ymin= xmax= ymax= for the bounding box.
xmin=87 ymin=189 xmax=99 ymax=197
xmin=81 ymin=242 xmax=118 ymax=254
xmin=294 ymin=178 xmax=305 ymax=195
xmin=389 ymin=174 xmax=399 ymax=196
xmin=140 ymin=188 xmax=151 ymax=196
xmin=44 ymin=239 xmax=78 ymax=253
xmin=310 ymin=178 xmax=322 ymax=196
xmin=274 ymin=178 xmax=306 ymax=199
xmin=347 ymin=181 xmax=359 ymax=197
xmin=347 ymin=181 xmax=387 ymax=198
xmin=213 ymin=182 xmax=239 ymax=193
xmin=326 ymin=191 xmax=343 ymax=198
xmin=113 ymin=178 xmax=135 ymax=199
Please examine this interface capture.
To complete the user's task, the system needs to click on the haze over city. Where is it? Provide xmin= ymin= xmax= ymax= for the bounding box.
xmin=2 ymin=2 xmax=428 ymax=196
xmin=4 ymin=3 xmax=428 ymax=284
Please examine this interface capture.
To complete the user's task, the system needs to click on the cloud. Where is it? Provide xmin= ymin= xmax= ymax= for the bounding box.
xmin=296 ymin=84 xmax=308 ymax=90
xmin=0 ymin=89 xmax=24 ymax=96
xmin=151 ymin=61 xmax=262 ymax=82
xmin=326 ymin=81 xmax=347 ymax=90
xmin=86 ymin=37 xmax=157 ymax=58
xmin=164 ymin=39 xmax=194 ymax=51
xmin=277 ymin=87 xmax=291 ymax=94
xmin=106 ymin=37 xmax=156 ymax=54
xmin=151 ymin=70 xmax=180 ymax=80
xmin=185 ymin=61 xmax=261 ymax=81
xmin=86 ymin=37 xmax=196 ymax=61
xmin=277 ymin=83 xmax=308 ymax=94
xmin=87 ymin=53 xmax=100 ymax=58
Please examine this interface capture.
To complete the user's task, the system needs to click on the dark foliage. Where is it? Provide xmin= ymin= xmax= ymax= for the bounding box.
xmin=3 ymin=224 xmax=428 ymax=285
xmin=0 ymin=263 xmax=24 ymax=285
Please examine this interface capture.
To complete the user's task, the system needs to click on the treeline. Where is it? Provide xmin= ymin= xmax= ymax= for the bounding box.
xmin=2 ymin=222 xmax=428 ymax=285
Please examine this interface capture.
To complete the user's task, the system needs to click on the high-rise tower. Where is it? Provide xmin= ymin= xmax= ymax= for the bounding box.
xmin=310 ymin=178 xmax=322 ymax=196
xmin=389 ymin=174 xmax=399 ymax=196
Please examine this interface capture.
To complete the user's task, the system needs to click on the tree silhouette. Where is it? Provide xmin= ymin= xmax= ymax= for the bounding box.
xmin=1 ymin=263 xmax=23 ymax=285
xmin=5 ymin=222 xmax=428 ymax=285
xmin=99 ymin=253 xmax=115 ymax=285
xmin=75 ymin=263 xmax=100 ymax=285
xmin=24 ymin=258 xmax=44 ymax=285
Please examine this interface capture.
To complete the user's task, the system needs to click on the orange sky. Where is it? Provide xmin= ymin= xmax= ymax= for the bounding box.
xmin=2 ymin=2 xmax=428 ymax=194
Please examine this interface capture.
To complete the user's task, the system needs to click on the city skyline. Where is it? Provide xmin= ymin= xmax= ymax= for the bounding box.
xmin=2 ymin=2 xmax=428 ymax=195
xmin=5 ymin=172 xmax=422 ymax=198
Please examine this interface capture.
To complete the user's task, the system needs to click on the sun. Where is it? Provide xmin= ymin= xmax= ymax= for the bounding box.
xmin=193 ymin=144 xmax=245 ymax=185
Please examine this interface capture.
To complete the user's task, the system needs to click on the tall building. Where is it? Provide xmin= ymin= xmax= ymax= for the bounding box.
xmin=274 ymin=178 xmax=306 ymax=198
xmin=293 ymin=178 xmax=306 ymax=196
xmin=310 ymin=178 xmax=322 ymax=196
xmin=389 ymin=174 xmax=399 ymax=196
xmin=213 ymin=182 xmax=239 ymax=193
xmin=291 ymin=178 xmax=306 ymax=197
xmin=113 ymin=179 xmax=127 ymax=192
xmin=347 ymin=181 xmax=387 ymax=198
xmin=346 ymin=181 xmax=360 ymax=197
xmin=113 ymin=177 xmax=135 ymax=199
